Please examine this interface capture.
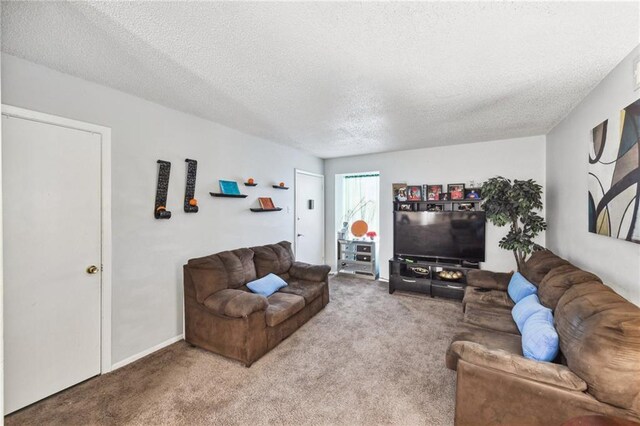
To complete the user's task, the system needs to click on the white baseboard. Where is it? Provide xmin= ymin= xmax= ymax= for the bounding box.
xmin=110 ymin=334 xmax=184 ymax=371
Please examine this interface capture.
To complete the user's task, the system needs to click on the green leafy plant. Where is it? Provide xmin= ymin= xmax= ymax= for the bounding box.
xmin=481 ymin=177 xmax=547 ymax=271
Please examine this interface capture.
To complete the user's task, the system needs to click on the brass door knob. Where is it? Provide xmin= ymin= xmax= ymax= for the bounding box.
xmin=86 ymin=265 xmax=99 ymax=274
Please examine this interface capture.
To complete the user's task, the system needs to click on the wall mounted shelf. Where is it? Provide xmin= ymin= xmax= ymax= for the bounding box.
xmin=272 ymin=185 xmax=289 ymax=190
xmin=250 ymin=207 xmax=283 ymax=212
xmin=244 ymin=182 xmax=258 ymax=187
xmin=210 ymin=193 xmax=248 ymax=198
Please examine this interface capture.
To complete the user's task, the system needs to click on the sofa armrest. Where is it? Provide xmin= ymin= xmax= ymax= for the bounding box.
xmin=289 ymin=261 xmax=331 ymax=282
xmin=450 ymin=341 xmax=586 ymax=391
xmin=467 ymin=270 xmax=513 ymax=291
xmin=203 ymin=289 xmax=268 ymax=318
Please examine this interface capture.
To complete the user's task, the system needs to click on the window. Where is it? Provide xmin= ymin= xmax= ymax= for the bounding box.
xmin=337 ymin=172 xmax=380 ymax=239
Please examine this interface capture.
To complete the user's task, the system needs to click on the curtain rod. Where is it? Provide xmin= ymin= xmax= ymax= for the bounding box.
xmin=344 ymin=173 xmax=380 ymax=179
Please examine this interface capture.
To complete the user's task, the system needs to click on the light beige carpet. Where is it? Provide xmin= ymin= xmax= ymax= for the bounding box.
xmin=6 ymin=274 xmax=463 ymax=425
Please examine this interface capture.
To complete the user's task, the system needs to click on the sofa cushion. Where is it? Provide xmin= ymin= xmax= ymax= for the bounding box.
xmin=251 ymin=241 xmax=294 ymax=278
xmin=266 ymin=293 xmax=305 ymax=327
xmin=555 ymin=281 xmax=640 ymax=415
xmin=449 ymin=341 xmax=587 ymax=392
xmin=466 ymin=270 xmax=513 ymax=291
xmin=247 ymin=273 xmax=288 ymax=297
xmin=538 ymin=264 xmax=602 ymax=310
xmin=289 ymin=261 xmax=331 ymax=282
xmin=521 ymin=309 xmax=559 ymax=362
xmin=278 ymin=279 xmax=325 ymax=303
xmin=464 ymin=303 xmax=520 ymax=335
xmin=188 ymin=248 xmax=256 ymax=302
xmin=463 ymin=286 xmax=514 ymax=311
xmin=508 ymin=272 xmax=537 ymax=303
xmin=512 ymin=294 xmax=546 ymax=333
xmin=203 ymin=289 xmax=268 ymax=318
xmin=446 ymin=323 xmax=522 ymax=370
xmin=521 ymin=250 xmax=570 ymax=286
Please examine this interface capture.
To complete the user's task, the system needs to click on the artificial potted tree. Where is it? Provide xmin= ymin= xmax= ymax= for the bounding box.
xmin=481 ymin=176 xmax=547 ymax=271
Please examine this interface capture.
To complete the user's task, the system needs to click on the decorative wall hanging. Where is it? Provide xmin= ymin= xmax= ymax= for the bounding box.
xmin=155 ymin=160 xmax=172 ymax=219
xmin=588 ymin=98 xmax=640 ymax=244
xmin=184 ymin=159 xmax=198 ymax=213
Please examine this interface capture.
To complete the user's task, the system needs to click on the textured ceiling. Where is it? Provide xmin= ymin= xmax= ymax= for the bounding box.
xmin=2 ymin=2 xmax=639 ymax=158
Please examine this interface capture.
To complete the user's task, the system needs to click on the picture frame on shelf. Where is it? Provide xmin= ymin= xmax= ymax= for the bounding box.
xmin=407 ymin=185 xmax=422 ymax=201
xmin=441 ymin=192 xmax=451 ymax=201
xmin=393 ymin=183 xmax=408 ymax=202
xmin=398 ymin=203 xmax=412 ymax=211
xmin=427 ymin=204 xmax=444 ymax=212
xmin=465 ymin=188 xmax=481 ymax=200
xmin=219 ymin=180 xmax=241 ymax=195
xmin=258 ymin=197 xmax=275 ymax=210
xmin=448 ymin=183 xmax=465 ymax=200
xmin=427 ymin=184 xmax=442 ymax=201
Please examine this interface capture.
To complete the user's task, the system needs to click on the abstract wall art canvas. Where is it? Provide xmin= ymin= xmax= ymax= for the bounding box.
xmin=588 ymin=98 xmax=640 ymax=244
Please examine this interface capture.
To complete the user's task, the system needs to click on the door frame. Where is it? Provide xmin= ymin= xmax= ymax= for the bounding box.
xmin=294 ymin=169 xmax=325 ymax=263
xmin=1 ymin=104 xmax=113 ymax=374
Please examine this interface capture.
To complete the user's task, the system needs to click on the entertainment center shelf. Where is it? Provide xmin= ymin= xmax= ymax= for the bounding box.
xmin=390 ymin=183 xmax=486 ymax=301
xmin=389 ymin=257 xmax=479 ymax=300
xmin=394 ymin=199 xmax=482 ymax=212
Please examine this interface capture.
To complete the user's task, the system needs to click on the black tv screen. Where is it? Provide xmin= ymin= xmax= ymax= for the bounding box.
xmin=394 ymin=211 xmax=486 ymax=262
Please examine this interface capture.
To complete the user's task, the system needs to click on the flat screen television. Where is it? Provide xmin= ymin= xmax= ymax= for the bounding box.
xmin=394 ymin=211 xmax=486 ymax=262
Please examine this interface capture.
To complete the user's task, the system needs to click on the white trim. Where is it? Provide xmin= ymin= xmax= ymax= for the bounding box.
xmin=1 ymin=104 xmax=113 ymax=374
xmin=294 ymin=169 xmax=325 ymax=263
xmin=110 ymin=335 xmax=184 ymax=371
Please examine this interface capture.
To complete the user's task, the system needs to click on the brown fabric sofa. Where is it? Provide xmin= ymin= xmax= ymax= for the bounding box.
xmin=447 ymin=250 xmax=640 ymax=425
xmin=183 ymin=241 xmax=330 ymax=366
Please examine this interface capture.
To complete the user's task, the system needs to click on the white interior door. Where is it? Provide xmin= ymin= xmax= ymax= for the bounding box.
xmin=3 ymin=114 xmax=102 ymax=414
xmin=295 ymin=170 xmax=324 ymax=265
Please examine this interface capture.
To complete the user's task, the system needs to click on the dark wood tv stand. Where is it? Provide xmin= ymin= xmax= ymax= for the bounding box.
xmin=388 ymin=256 xmax=479 ymax=300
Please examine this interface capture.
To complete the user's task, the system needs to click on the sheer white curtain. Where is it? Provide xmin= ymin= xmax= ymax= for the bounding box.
xmin=341 ymin=173 xmax=380 ymax=236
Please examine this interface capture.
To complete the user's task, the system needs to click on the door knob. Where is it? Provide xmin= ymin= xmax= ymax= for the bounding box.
xmin=86 ymin=265 xmax=99 ymax=274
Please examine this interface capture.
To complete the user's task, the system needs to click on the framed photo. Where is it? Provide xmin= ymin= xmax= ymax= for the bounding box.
xmin=457 ymin=203 xmax=475 ymax=211
xmin=441 ymin=192 xmax=450 ymax=201
xmin=219 ymin=180 xmax=241 ymax=195
xmin=258 ymin=197 xmax=275 ymax=210
xmin=448 ymin=183 xmax=465 ymax=200
xmin=427 ymin=184 xmax=443 ymax=201
xmin=392 ymin=183 xmax=408 ymax=202
xmin=427 ymin=204 xmax=443 ymax=212
xmin=465 ymin=188 xmax=481 ymax=200
xmin=407 ymin=185 xmax=422 ymax=201
xmin=399 ymin=203 xmax=412 ymax=211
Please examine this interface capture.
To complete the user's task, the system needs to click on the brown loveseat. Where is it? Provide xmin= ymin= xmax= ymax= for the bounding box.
xmin=446 ymin=250 xmax=640 ymax=425
xmin=183 ymin=241 xmax=330 ymax=366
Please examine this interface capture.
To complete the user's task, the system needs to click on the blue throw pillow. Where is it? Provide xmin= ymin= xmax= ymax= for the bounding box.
xmin=521 ymin=309 xmax=559 ymax=362
xmin=512 ymin=294 xmax=547 ymax=334
xmin=508 ymin=272 xmax=537 ymax=303
xmin=247 ymin=273 xmax=287 ymax=297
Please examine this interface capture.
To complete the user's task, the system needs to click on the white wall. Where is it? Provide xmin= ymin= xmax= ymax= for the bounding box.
xmin=0 ymin=54 xmax=323 ymax=365
xmin=325 ymin=136 xmax=546 ymax=279
xmin=546 ymin=45 xmax=640 ymax=306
